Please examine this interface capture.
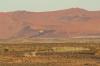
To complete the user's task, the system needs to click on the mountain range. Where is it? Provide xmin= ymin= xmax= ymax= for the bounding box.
xmin=0 ymin=8 xmax=100 ymax=40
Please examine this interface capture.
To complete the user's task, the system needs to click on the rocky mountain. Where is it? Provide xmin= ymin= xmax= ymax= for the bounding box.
xmin=0 ymin=8 xmax=100 ymax=39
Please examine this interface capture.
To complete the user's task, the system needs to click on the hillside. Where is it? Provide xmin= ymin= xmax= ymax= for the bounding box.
xmin=0 ymin=8 xmax=100 ymax=39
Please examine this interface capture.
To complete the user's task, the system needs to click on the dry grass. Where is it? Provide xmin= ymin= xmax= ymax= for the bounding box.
xmin=0 ymin=39 xmax=100 ymax=66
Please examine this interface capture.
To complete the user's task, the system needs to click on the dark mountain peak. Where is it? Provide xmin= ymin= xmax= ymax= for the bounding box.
xmin=67 ymin=8 xmax=88 ymax=12
xmin=12 ymin=10 xmax=30 ymax=13
xmin=11 ymin=10 xmax=33 ymax=17
xmin=64 ymin=8 xmax=88 ymax=15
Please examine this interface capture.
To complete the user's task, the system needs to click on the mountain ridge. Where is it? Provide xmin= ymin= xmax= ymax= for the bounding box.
xmin=0 ymin=8 xmax=100 ymax=39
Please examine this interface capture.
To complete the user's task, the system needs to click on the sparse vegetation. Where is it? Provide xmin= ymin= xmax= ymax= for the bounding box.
xmin=0 ymin=39 xmax=99 ymax=66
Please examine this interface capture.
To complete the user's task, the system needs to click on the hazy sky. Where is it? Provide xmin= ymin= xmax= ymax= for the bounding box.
xmin=0 ymin=0 xmax=100 ymax=12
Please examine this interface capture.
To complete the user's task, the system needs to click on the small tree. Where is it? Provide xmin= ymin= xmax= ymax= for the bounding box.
xmin=4 ymin=48 xmax=9 ymax=52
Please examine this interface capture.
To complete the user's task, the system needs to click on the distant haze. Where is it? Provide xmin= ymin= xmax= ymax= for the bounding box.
xmin=0 ymin=0 xmax=100 ymax=12
xmin=0 ymin=8 xmax=100 ymax=39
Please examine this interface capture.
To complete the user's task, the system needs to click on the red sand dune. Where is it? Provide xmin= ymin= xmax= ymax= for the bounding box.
xmin=0 ymin=8 xmax=100 ymax=39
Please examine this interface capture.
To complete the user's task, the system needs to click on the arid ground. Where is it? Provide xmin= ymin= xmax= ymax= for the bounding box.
xmin=0 ymin=38 xmax=100 ymax=66
xmin=0 ymin=8 xmax=100 ymax=66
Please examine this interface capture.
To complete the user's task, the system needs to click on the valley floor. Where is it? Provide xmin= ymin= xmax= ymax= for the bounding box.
xmin=0 ymin=41 xmax=99 ymax=66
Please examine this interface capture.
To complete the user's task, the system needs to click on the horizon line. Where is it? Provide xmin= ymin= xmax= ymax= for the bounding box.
xmin=0 ymin=8 xmax=100 ymax=13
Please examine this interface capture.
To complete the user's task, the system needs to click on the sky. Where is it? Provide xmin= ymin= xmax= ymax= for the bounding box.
xmin=0 ymin=0 xmax=100 ymax=12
